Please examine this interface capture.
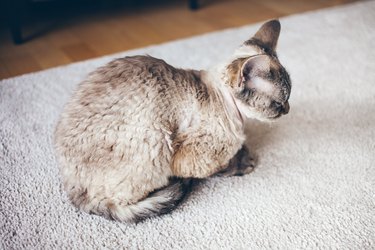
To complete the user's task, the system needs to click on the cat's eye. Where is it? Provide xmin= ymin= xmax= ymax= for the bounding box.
xmin=262 ymin=47 xmax=271 ymax=54
xmin=272 ymin=101 xmax=282 ymax=109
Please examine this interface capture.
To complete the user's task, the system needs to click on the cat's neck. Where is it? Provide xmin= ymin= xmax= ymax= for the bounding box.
xmin=203 ymin=46 xmax=264 ymax=122
xmin=201 ymin=66 xmax=244 ymax=128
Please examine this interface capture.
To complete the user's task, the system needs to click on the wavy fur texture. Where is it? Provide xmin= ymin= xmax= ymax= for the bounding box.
xmin=54 ymin=20 xmax=291 ymax=222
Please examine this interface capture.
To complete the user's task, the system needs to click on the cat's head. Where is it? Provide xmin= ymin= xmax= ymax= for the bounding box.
xmin=226 ymin=20 xmax=291 ymax=121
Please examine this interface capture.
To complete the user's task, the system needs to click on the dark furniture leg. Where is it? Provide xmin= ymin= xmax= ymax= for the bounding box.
xmin=10 ymin=19 xmax=23 ymax=45
xmin=189 ymin=0 xmax=198 ymax=10
xmin=6 ymin=0 xmax=23 ymax=44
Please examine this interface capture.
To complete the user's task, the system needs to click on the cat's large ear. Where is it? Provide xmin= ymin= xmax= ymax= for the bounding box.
xmin=251 ymin=20 xmax=281 ymax=52
xmin=240 ymin=55 xmax=274 ymax=94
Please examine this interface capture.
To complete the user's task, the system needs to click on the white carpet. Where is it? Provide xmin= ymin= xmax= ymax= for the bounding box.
xmin=1 ymin=1 xmax=375 ymax=249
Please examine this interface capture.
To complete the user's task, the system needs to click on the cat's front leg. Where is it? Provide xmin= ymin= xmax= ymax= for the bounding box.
xmin=215 ymin=145 xmax=256 ymax=177
xmin=171 ymin=133 xmax=244 ymax=179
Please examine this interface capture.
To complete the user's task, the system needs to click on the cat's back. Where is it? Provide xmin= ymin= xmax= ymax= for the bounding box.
xmin=54 ymin=55 xmax=197 ymax=170
xmin=102 ymin=55 xmax=182 ymax=83
xmin=96 ymin=55 xmax=174 ymax=86
xmin=59 ymin=55 xmax=180 ymax=123
xmin=70 ymin=55 xmax=194 ymax=110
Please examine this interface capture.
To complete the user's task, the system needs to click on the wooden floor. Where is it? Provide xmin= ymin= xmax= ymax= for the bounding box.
xmin=0 ymin=0 xmax=358 ymax=80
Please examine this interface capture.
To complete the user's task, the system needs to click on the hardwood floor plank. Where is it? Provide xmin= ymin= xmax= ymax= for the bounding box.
xmin=2 ymin=54 xmax=42 ymax=78
xmin=0 ymin=59 xmax=12 ymax=80
xmin=26 ymin=39 xmax=72 ymax=69
xmin=61 ymin=43 xmax=98 ymax=62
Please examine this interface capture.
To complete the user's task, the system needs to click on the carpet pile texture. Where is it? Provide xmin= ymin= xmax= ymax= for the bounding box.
xmin=1 ymin=1 xmax=374 ymax=249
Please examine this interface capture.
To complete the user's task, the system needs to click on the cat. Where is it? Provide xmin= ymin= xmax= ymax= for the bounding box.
xmin=54 ymin=19 xmax=291 ymax=223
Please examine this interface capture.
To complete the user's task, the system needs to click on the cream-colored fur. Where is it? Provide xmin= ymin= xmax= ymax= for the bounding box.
xmin=54 ymin=56 xmax=245 ymax=221
xmin=54 ymin=19 xmax=290 ymax=222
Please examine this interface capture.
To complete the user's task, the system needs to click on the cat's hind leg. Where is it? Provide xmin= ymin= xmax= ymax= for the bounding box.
xmin=215 ymin=145 xmax=256 ymax=177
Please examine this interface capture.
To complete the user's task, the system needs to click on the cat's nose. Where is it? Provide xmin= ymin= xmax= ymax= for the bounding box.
xmin=282 ymin=101 xmax=290 ymax=114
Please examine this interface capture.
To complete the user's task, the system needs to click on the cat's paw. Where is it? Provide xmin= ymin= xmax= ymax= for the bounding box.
xmin=215 ymin=150 xmax=257 ymax=177
xmin=234 ymin=153 xmax=257 ymax=176
xmin=214 ymin=166 xmax=237 ymax=177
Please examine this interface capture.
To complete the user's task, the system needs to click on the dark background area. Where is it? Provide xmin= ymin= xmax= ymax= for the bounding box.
xmin=0 ymin=0 xmax=198 ymax=44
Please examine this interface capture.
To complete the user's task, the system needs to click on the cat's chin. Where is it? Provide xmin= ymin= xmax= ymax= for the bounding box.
xmin=253 ymin=115 xmax=280 ymax=123
xmin=237 ymin=104 xmax=284 ymax=123
xmin=234 ymin=99 xmax=276 ymax=122
xmin=258 ymin=112 xmax=286 ymax=122
xmin=237 ymin=106 xmax=269 ymax=122
xmin=268 ymin=112 xmax=283 ymax=120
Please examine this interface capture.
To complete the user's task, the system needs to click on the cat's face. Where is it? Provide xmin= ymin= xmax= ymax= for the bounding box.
xmin=227 ymin=20 xmax=292 ymax=121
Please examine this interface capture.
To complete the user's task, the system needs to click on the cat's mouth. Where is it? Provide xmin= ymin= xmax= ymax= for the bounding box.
xmin=269 ymin=113 xmax=283 ymax=119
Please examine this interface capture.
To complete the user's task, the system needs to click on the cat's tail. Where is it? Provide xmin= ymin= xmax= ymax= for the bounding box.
xmin=101 ymin=178 xmax=193 ymax=223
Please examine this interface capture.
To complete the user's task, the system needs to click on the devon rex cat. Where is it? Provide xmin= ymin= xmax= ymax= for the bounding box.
xmin=54 ymin=20 xmax=291 ymax=222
